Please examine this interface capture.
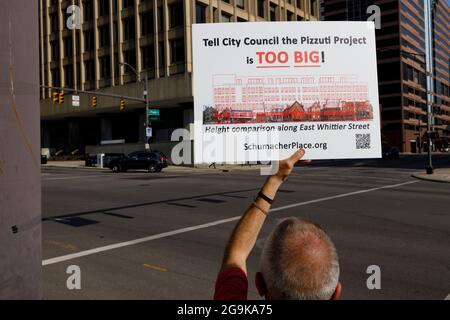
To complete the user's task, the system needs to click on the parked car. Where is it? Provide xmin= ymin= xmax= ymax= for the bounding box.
xmin=103 ymin=153 xmax=126 ymax=167
xmin=85 ymin=153 xmax=126 ymax=167
xmin=382 ymin=146 xmax=400 ymax=160
xmin=109 ymin=151 xmax=168 ymax=173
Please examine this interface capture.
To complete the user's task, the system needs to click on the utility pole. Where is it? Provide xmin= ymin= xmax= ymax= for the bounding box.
xmin=144 ymin=73 xmax=150 ymax=148
xmin=120 ymin=62 xmax=150 ymax=150
xmin=0 ymin=1 xmax=42 ymax=299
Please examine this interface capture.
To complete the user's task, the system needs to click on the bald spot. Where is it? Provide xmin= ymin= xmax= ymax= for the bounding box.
xmin=278 ymin=229 xmax=334 ymax=296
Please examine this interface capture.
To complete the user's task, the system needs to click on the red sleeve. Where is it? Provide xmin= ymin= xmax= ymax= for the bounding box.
xmin=213 ymin=267 xmax=248 ymax=300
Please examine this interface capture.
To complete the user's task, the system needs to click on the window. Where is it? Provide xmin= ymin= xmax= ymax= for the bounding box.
xmin=51 ymin=40 xmax=59 ymax=61
xmin=112 ymin=0 xmax=118 ymax=14
xmin=170 ymin=38 xmax=184 ymax=64
xmin=236 ymin=0 xmax=245 ymax=9
xmin=270 ymin=4 xmax=276 ymax=21
xmin=258 ymin=0 xmax=265 ymax=18
xmin=51 ymin=68 xmax=60 ymax=87
xmin=158 ymin=7 xmax=164 ymax=32
xmin=63 ymin=36 xmax=72 ymax=58
xmin=98 ymin=0 xmax=109 ymax=17
xmin=83 ymin=0 xmax=94 ymax=21
xmin=287 ymin=11 xmax=294 ymax=21
xmin=122 ymin=0 xmax=134 ymax=9
xmin=114 ymin=55 xmax=119 ymax=81
xmin=76 ymin=33 xmax=81 ymax=54
xmin=122 ymin=17 xmax=135 ymax=41
xmin=141 ymin=11 xmax=154 ymax=35
xmin=84 ymin=60 xmax=95 ymax=82
xmin=100 ymin=55 xmax=111 ymax=79
xmin=158 ymin=41 xmax=165 ymax=68
xmin=50 ymin=13 xmax=58 ymax=33
xmin=195 ymin=4 xmax=206 ymax=23
xmin=84 ymin=29 xmax=94 ymax=51
xmin=76 ymin=61 xmax=81 ymax=87
xmin=311 ymin=0 xmax=317 ymax=16
xmin=98 ymin=25 xmax=110 ymax=48
xmin=122 ymin=49 xmax=136 ymax=71
xmin=64 ymin=65 xmax=73 ymax=88
xmin=221 ymin=13 xmax=231 ymax=22
xmin=169 ymin=2 xmax=184 ymax=28
xmin=141 ymin=45 xmax=155 ymax=69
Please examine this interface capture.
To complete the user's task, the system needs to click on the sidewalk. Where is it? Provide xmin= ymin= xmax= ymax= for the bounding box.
xmin=412 ymin=169 xmax=450 ymax=183
xmin=42 ymin=160 xmax=268 ymax=173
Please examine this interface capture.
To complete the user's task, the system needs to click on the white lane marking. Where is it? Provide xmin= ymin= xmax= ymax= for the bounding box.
xmin=292 ymin=173 xmax=405 ymax=182
xmin=43 ymin=175 xmax=108 ymax=181
xmin=42 ymin=216 xmax=241 ymax=266
xmin=42 ymin=180 xmax=418 ymax=266
xmin=271 ymin=181 xmax=418 ymax=213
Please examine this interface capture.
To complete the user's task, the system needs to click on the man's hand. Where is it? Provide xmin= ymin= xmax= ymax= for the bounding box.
xmin=272 ymin=149 xmax=306 ymax=183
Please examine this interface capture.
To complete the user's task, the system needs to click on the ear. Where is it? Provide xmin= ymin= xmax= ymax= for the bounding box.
xmin=330 ymin=281 xmax=342 ymax=300
xmin=255 ymin=272 xmax=267 ymax=297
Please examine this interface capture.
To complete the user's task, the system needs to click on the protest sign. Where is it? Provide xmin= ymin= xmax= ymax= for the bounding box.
xmin=193 ymin=22 xmax=381 ymax=163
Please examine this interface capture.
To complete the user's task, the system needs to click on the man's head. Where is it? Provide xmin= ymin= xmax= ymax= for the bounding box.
xmin=256 ymin=218 xmax=341 ymax=300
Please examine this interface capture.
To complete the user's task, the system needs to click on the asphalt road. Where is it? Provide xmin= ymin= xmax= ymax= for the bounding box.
xmin=41 ymin=154 xmax=450 ymax=300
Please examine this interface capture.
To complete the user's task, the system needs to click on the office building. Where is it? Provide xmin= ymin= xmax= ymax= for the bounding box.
xmin=322 ymin=0 xmax=449 ymax=152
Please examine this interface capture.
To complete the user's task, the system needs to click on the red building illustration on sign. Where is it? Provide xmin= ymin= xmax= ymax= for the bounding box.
xmin=205 ymin=74 xmax=374 ymax=124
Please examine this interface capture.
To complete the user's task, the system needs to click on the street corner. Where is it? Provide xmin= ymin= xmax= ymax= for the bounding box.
xmin=411 ymin=169 xmax=450 ymax=183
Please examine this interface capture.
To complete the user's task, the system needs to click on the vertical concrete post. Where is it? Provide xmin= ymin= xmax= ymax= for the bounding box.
xmin=0 ymin=0 xmax=42 ymax=299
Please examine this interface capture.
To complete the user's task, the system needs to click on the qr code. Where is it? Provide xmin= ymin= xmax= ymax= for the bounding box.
xmin=356 ymin=134 xmax=371 ymax=149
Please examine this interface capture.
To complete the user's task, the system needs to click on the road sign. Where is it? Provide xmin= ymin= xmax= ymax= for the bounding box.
xmin=72 ymin=95 xmax=80 ymax=107
xmin=147 ymin=109 xmax=160 ymax=116
xmin=147 ymin=109 xmax=160 ymax=122
xmin=146 ymin=127 xmax=153 ymax=137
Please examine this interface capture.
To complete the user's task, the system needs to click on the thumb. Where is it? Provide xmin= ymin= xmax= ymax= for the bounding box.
xmin=287 ymin=149 xmax=305 ymax=165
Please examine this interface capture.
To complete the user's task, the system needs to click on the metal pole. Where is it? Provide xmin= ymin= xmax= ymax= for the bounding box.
xmin=0 ymin=0 xmax=42 ymax=299
xmin=401 ymin=49 xmax=433 ymax=174
xmin=426 ymin=74 xmax=434 ymax=174
xmin=425 ymin=2 xmax=434 ymax=174
xmin=120 ymin=62 xmax=151 ymax=150
xmin=40 ymin=85 xmax=146 ymax=103
xmin=145 ymin=72 xmax=150 ymax=150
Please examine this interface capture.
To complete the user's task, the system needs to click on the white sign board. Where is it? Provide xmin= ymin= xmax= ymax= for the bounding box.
xmin=72 ymin=95 xmax=80 ymax=107
xmin=193 ymin=22 xmax=381 ymax=163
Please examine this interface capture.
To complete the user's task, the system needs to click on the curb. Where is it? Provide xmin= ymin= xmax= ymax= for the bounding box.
xmin=411 ymin=173 xmax=450 ymax=183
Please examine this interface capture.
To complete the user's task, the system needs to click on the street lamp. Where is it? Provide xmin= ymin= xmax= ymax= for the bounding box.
xmin=120 ymin=62 xmax=150 ymax=150
xmin=378 ymin=48 xmax=434 ymax=174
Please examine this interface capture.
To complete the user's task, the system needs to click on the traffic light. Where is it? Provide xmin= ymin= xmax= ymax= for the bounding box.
xmin=52 ymin=92 xmax=58 ymax=104
xmin=91 ymin=96 xmax=97 ymax=108
xmin=58 ymin=92 xmax=64 ymax=104
xmin=120 ymin=99 xmax=125 ymax=111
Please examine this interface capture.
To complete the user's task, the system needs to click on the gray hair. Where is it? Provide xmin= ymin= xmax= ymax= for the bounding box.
xmin=259 ymin=218 xmax=340 ymax=300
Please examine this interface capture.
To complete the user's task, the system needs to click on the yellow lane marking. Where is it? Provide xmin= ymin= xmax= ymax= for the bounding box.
xmin=143 ymin=263 xmax=168 ymax=272
xmin=46 ymin=240 xmax=78 ymax=250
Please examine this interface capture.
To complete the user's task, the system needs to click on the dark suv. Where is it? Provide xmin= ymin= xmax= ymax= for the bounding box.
xmin=109 ymin=151 xmax=168 ymax=173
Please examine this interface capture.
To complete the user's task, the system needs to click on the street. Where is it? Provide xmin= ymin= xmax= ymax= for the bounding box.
xmin=41 ymin=155 xmax=450 ymax=300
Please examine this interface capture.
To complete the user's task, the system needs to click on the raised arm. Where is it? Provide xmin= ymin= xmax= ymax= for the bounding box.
xmin=220 ymin=149 xmax=306 ymax=274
